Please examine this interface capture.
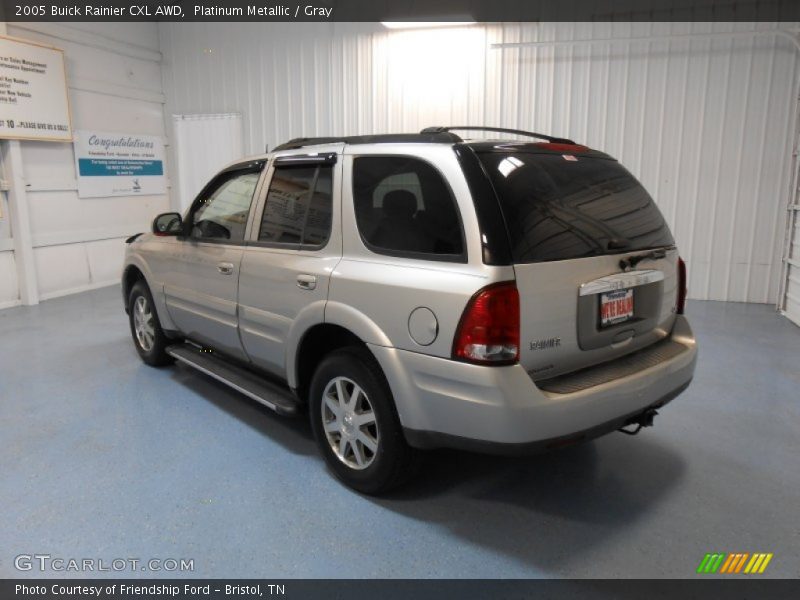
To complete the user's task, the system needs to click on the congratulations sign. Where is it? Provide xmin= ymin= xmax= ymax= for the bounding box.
xmin=0 ymin=35 xmax=72 ymax=142
xmin=74 ymin=130 xmax=166 ymax=198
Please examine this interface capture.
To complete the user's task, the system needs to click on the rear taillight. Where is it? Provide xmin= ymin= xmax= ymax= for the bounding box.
xmin=677 ymin=257 xmax=687 ymax=315
xmin=453 ymin=282 xmax=520 ymax=365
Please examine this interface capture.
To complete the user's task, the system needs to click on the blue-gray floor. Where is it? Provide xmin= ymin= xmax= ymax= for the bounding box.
xmin=1 ymin=286 xmax=798 ymax=579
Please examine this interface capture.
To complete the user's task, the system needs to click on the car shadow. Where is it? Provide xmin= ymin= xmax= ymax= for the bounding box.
xmin=369 ymin=434 xmax=686 ymax=571
xmin=168 ymin=363 xmax=318 ymax=457
xmin=165 ymin=359 xmax=686 ymax=571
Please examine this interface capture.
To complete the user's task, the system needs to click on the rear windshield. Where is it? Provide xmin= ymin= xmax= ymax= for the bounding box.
xmin=477 ymin=152 xmax=675 ymax=263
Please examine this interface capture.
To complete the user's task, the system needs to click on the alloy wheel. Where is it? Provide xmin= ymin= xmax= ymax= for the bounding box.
xmin=133 ymin=295 xmax=156 ymax=352
xmin=321 ymin=376 xmax=380 ymax=470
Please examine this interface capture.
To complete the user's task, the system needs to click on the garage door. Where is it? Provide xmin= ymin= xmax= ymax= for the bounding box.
xmin=785 ymin=209 xmax=800 ymax=326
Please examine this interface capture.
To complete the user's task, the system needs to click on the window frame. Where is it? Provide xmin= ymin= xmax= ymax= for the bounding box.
xmin=183 ymin=160 xmax=267 ymax=247
xmin=249 ymin=156 xmax=337 ymax=252
xmin=350 ymin=154 xmax=468 ymax=264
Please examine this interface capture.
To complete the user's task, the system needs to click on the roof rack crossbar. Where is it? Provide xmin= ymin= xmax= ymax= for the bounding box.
xmin=420 ymin=126 xmax=575 ymax=145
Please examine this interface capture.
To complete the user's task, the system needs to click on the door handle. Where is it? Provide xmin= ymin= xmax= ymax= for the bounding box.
xmin=217 ymin=262 xmax=234 ymax=275
xmin=296 ymin=274 xmax=317 ymax=290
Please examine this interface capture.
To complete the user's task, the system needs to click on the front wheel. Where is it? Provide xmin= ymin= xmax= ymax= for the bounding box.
xmin=309 ymin=347 xmax=419 ymax=494
xmin=128 ymin=280 xmax=174 ymax=367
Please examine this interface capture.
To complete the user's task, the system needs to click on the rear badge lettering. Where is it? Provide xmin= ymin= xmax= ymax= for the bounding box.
xmin=530 ymin=337 xmax=561 ymax=351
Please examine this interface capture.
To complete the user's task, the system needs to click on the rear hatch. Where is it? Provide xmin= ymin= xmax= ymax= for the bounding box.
xmin=474 ymin=144 xmax=680 ymax=380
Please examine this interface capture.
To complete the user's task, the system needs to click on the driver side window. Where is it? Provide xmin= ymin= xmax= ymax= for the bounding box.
xmin=191 ymin=170 xmax=261 ymax=242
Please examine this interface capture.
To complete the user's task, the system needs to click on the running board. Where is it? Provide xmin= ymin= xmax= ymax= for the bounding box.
xmin=166 ymin=343 xmax=300 ymax=416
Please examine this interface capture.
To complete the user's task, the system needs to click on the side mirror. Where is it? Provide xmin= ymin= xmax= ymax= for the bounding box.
xmin=152 ymin=212 xmax=183 ymax=236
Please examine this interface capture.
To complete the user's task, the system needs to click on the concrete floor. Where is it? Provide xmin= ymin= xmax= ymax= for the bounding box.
xmin=1 ymin=285 xmax=798 ymax=579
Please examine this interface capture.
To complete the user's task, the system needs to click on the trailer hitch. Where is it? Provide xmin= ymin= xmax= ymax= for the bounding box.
xmin=618 ymin=408 xmax=658 ymax=436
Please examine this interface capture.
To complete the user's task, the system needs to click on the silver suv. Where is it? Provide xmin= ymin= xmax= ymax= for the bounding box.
xmin=122 ymin=126 xmax=697 ymax=493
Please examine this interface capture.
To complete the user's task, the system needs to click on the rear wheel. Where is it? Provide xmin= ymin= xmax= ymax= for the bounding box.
xmin=309 ymin=347 xmax=419 ymax=494
xmin=128 ymin=280 xmax=174 ymax=367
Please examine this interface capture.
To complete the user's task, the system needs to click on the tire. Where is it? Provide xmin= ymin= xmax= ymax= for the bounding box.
xmin=128 ymin=280 xmax=174 ymax=367
xmin=309 ymin=347 xmax=420 ymax=494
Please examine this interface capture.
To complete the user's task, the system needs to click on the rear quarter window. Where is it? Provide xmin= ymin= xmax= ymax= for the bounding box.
xmin=351 ymin=156 xmax=465 ymax=261
xmin=477 ymin=152 xmax=675 ymax=263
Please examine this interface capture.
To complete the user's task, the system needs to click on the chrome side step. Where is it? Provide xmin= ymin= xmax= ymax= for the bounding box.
xmin=166 ymin=343 xmax=300 ymax=416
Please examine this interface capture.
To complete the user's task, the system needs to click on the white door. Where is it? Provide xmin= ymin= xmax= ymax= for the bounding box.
xmin=780 ymin=131 xmax=800 ymax=327
xmin=173 ymin=113 xmax=244 ymax=213
xmin=783 ymin=210 xmax=800 ymax=327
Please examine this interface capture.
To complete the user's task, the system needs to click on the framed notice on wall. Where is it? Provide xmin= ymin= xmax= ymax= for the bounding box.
xmin=73 ymin=130 xmax=167 ymax=198
xmin=0 ymin=35 xmax=72 ymax=142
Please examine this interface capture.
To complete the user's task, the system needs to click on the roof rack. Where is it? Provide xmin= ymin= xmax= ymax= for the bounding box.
xmin=272 ymin=132 xmax=462 ymax=152
xmin=420 ymin=126 xmax=576 ymax=145
xmin=273 ymin=137 xmax=347 ymax=151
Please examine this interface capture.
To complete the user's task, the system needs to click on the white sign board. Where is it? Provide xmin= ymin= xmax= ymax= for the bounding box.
xmin=0 ymin=35 xmax=72 ymax=142
xmin=73 ymin=130 xmax=167 ymax=198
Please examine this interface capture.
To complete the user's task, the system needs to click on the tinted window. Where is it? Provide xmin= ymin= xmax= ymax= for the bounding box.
xmin=191 ymin=170 xmax=260 ymax=241
xmin=352 ymin=156 xmax=464 ymax=259
xmin=477 ymin=152 xmax=674 ymax=263
xmin=258 ymin=165 xmax=333 ymax=247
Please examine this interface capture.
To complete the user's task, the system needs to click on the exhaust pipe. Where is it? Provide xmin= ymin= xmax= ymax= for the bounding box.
xmin=618 ymin=408 xmax=658 ymax=436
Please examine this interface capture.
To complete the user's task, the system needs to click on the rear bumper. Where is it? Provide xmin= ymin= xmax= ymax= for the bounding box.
xmin=403 ymin=379 xmax=691 ymax=455
xmin=370 ymin=314 xmax=697 ymax=451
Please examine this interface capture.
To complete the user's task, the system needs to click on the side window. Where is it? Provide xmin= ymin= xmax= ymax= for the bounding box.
xmin=352 ymin=156 xmax=464 ymax=259
xmin=191 ymin=170 xmax=260 ymax=242
xmin=258 ymin=164 xmax=333 ymax=247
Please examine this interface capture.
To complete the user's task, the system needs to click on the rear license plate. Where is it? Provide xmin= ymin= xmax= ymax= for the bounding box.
xmin=600 ymin=288 xmax=634 ymax=326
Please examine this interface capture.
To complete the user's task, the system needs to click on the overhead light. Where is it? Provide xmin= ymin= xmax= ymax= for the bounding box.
xmin=381 ymin=20 xmax=476 ymax=30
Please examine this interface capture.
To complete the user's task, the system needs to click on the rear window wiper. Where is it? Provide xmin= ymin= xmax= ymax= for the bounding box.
xmin=619 ymin=248 xmax=667 ymax=271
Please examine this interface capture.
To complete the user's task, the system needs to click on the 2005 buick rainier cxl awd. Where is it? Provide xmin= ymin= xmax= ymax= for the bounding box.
xmin=122 ymin=126 xmax=697 ymax=493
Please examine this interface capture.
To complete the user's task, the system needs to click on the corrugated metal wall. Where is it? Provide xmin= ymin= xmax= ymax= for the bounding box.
xmin=159 ymin=22 xmax=800 ymax=303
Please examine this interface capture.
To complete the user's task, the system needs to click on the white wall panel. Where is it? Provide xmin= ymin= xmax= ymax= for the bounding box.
xmin=0 ymin=23 xmax=169 ymax=304
xmin=85 ymin=237 xmax=128 ymax=285
xmin=786 ymin=266 xmax=800 ymax=326
xmin=32 ymin=236 xmax=127 ymax=301
xmin=57 ymin=22 xmax=160 ymax=50
xmin=26 ymin=190 xmax=165 ymax=241
xmin=33 ymin=244 xmax=90 ymax=299
xmin=0 ymin=128 xmax=15 ymax=302
xmin=0 ymin=140 xmax=11 ymax=225
xmin=0 ymin=251 xmax=19 ymax=308
xmin=160 ymin=21 xmax=800 ymax=303
xmin=7 ymin=23 xmax=162 ymax=91
xmin=785 ymin=215 xmax=800 ymax=326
